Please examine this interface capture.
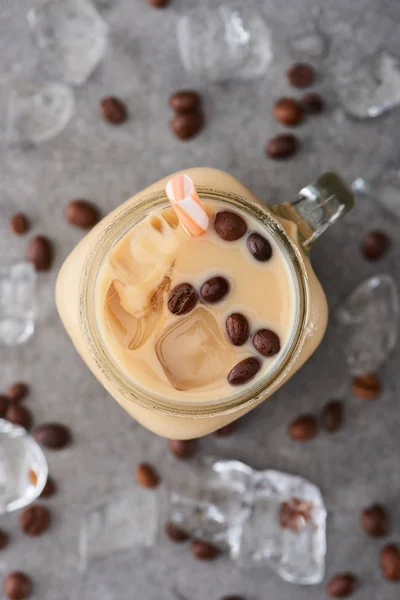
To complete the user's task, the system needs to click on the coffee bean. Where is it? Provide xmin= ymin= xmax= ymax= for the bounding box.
xmin=321 ymin=400 xmax=343 ymax=432
xmin=65 ymin=199 xmax=99 ymax=229
xmin=361 ymin=504 xmax=389 ymax=537
xmin=380 ymin=544 xmax=400 ymax=581
xmin=247 ymin=232 xmax=272 ymax=262
xmin=352 ymin=374 xmax=381 ymax=399
xmin=228 ymin=357 xmax=261 ymax=386
xmin=169 ymin=439 xmax=197 ymax=459
xmin=5 ymin=382 xmax=29 ymax=404
xmin=40 ymin=476 xmax=57 ymax=499
xmin=168 ymin=283 xmax=198 ymax=315
xmin=300 ymin=92 xmax=324 ymax=114
xmin=26 ymin=236 xmax=53 ymax=271
xmin=287 ymin=63 xmax=314 ymax=88
xmin=170 ymin=112 xmax=204 ymax=140
xmin=19 ymin=504 xmax=50 ymax=536
xmin=200 ymin=276 xmax=230 ymax=304
xmin=226 ymin=313 xmax=249 ymax=346
xmin=289 ymin=414 xmax=318 ymax=441
xmin=362 ymin=231 xmax=389 ymax=260
xmin=3 ymin=572 xmax=31 ymax=600
xmin=214 ymin=421 xmax=237 ymax=437
xmin=5 ymin=406 xmax=32 ymax=431
xmin=0 ymin=396 xmax=9 ymax=417
xmin=327 ymin=573 xmax=357 ymax=597
xmin=169 ymin=90 xmax=200 ymax=114
xmin=253 ymin=329 xmax=280 ymax=357
xmin=33 ymin=423 xmax=71 ymax=449
xmin=165 ymin=522 xmax=190 ymax=543
xmin=100 ymin=96 xmax=127 ymax=124
xmin=191 ymin=540 xmax=219 ymax=560
xmin=147 ymin=0 xmax=169 ymax=6
xmin=136 ymin=463 xmax=160 ymax=489
xmin=266 ymin=134 xmax=298 ymax=159
xmin=0 ymin=529 xmax=9 ymax=550
xmin=273 ymin=97 xmax=303 ymax=126
xmin=10 ymin=213 xmax=29 ymax=236
xmin=214 ymin=211 xmax=247 ymax=241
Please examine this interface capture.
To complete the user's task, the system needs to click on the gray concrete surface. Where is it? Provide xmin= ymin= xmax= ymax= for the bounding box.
xmin=1 ymin=0 xmax=400 ymax=598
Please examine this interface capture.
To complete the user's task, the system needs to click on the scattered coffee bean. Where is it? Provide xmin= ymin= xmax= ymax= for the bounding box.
xmin=10 ymin=213 xmax=29 ymax=236
xmin=170 ymin=112 xmax=204 ymax=140
xmin=0 ymin=529 xmax=9 ymax=550
xmin=26 ymin=236 xmax=53 ymax=271
xmin=288 ymin=414 xmax=318 ymax=441
xmin=100 ymin=96 xmax=127 ymax=124
xmin=266 ymin=134 xmax=298 ymax=159
xmin=147 ymin=0 xmax=169 ymax=7
xmin=136 ymin=463 xmax=160 ymax=489
xmin=247 ymin=232 xmax=272 ymax=262
xmin=300 ymin=92 xmax=324 ymax=114
xmin=169 ymin=439 xmax=197 ymax=460
xmin=19 ymin=504 xmax=50 ymax=536
xmin=165 ymin=522 xmax=190 ymax=543
xmin=280 ymin=498 xmax=312 ymax=531
xmin=273 ymin=97 xmax=303 ymax=126
xmin=380 ymin=544 xmax=400 ymax=581
xmin=214 ymin=421 xmax=237 ymax=437
xmin=361 ymin=504 xmax=389 ymax=537
xmin=327 ymin=573 xmax=357 ymax=597
xmin=3 ymin=572 xmax=31 ymax=600
xmin=40 ymin=476 xmax=57 ymax=499
xmin=5 ymin=382 xmax=28 ymax=404
xmin=0 ymin=396 xmax=9 ymax=417
xmin=65 ymin=199 xmax=99 ymax=229
xmin=191 ymin=540 xmax=219 ymax=560
xmin=33 ymin=423 xmax=71 ymax=449
xmin=200 ymin=276 xmax=230 ymax=304
xmin=169 ymin=90 xmax=200 ymax=114
xmin=214 ymin=211 xmax=247 ymax=241
xmin=168 ymin=283 xmax=198 ymax=315
xmin=287 ymin=63 xmax=314 ymax=88
xmin=5 ymin=406 xmax=32 ymax=431
xmin=321 ymin=400 xmax=343 ymax=432
xmin=228 ymin=357 xmax=261 ymax=386
xmin=225 ymin=313 xmax=249 ymax=346
xmin=352 ymin=374 xmax=381 ymax=399
xmin=253 ymin=329 xmax=281 ymax=357
xmin=362 ymin=231 xmax=389 ymax=260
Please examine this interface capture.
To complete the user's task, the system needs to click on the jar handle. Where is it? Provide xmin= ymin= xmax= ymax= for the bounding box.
xmin=270 ymin=172 xmax=355 ymax=251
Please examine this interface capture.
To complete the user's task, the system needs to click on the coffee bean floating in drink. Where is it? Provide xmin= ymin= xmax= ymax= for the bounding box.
xmin=225 ymin=313 xmax=250 ymax=346
xmin=168 ymin=283 xmax=198 ymax=315
xmin=253 ymin=329 xmax=281 ymax=357
xmin=247 ymin=232 xmax=272 ymax=262
xmin=214 ymin=211 xmax=247 ymax=241
xmin=200 ymin=276 xmax=230 ymax=304
xmin=228 ymin=357 xmax=261 ymax=386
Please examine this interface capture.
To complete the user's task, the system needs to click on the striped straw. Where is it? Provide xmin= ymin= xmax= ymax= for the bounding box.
xmin=165 ymin=174 xmax=209 ymax=236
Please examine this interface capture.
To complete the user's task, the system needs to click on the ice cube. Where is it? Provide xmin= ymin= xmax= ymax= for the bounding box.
xmin=289 ymin=30 xmax=329 ymax=60
xmin=375 ymin=168 xmax=400 ymax=219
xmin=336 ymin=275 xmax=399 ymax=374
xmin=0 ymin=262 xmax=36 ymax=346
xmin=80 ymin=487 xmax=158 ymax=570
xmin=238 ymin=470 xmax=326 ymax=584
xmin=155 ymin=308 xmax=236 ymax=390
xmin=336 ymin=50 xmax=400 ymax=119
xmin=27 ymin=0 xmax=109 ymax=86
xmin=7 ymin=82 xmax=74 ymax=145
xmin=177 ymin=1 xmax=273 ymax=82
xmin=0 ymin=419 xmax=48 ymax=513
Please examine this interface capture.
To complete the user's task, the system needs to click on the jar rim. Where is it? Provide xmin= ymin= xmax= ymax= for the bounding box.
xmin=80 ymin=186 xmax=310 ymax=418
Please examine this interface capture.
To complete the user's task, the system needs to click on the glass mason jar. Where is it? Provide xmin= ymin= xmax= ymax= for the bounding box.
xmin=56 ymin=168 xmax=354 ymax=439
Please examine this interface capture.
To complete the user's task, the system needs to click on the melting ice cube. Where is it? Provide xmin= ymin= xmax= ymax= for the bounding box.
xmin=155 ymin=308 xmax=236 ymax=390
